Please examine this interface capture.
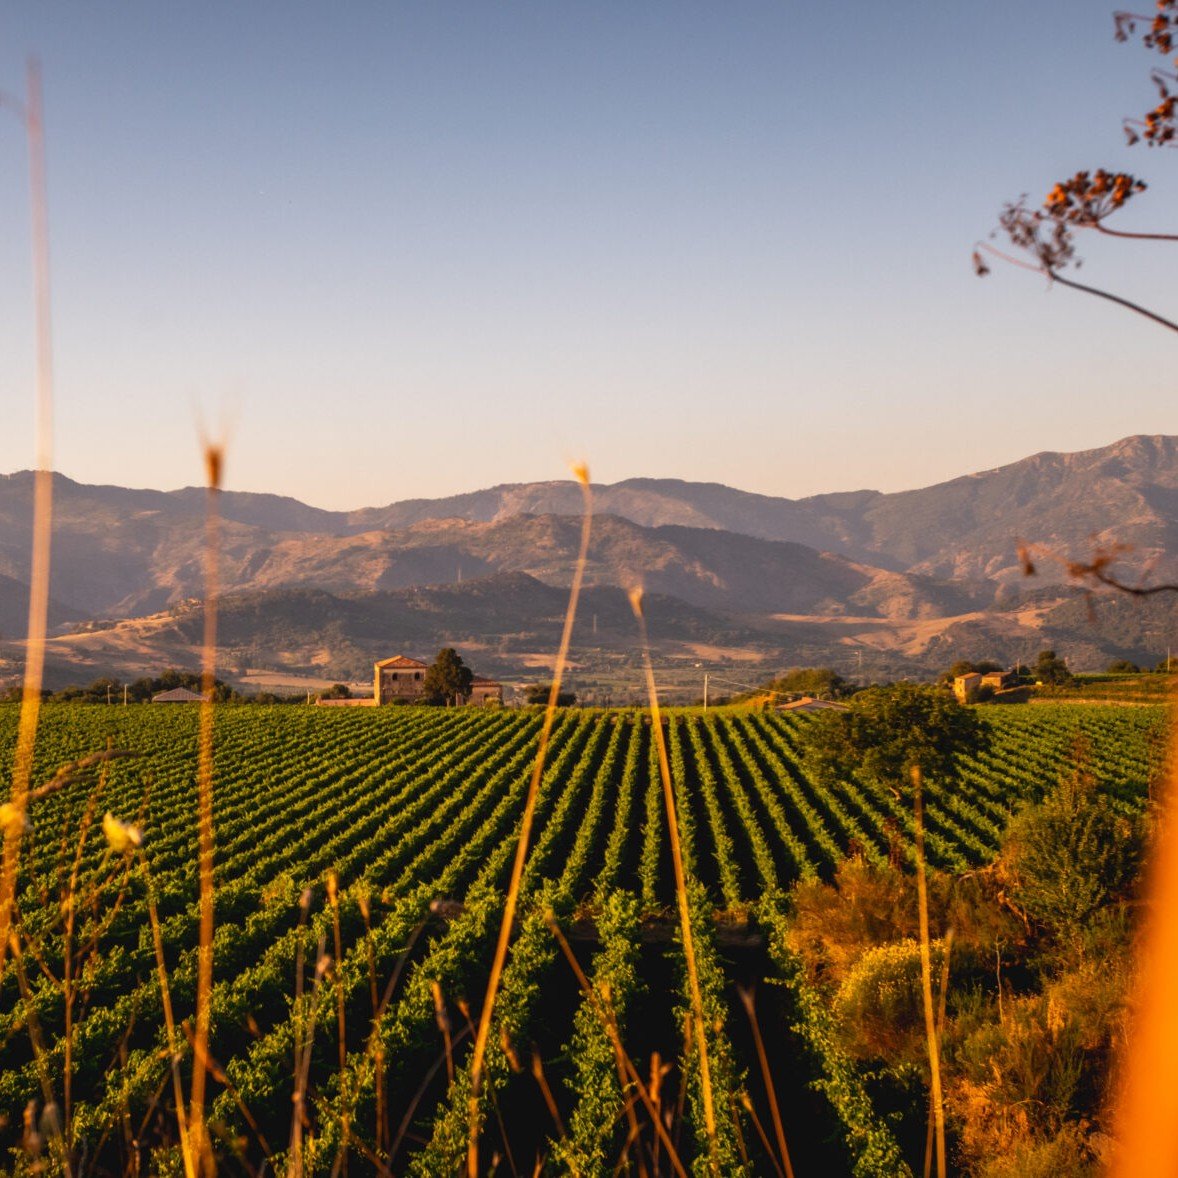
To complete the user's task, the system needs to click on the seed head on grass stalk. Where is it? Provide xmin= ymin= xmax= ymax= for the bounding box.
xmin=466 ymin=463 xmax=592 ymax=1178
xmin=628 ymin=586 xmax=720 ymax=1175
xmin=0 ymin=59 xmax=55 ymax=987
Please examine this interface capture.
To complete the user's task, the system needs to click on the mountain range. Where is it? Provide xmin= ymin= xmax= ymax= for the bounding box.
xmin=0 ymin=434 xmax=1175 ymax=693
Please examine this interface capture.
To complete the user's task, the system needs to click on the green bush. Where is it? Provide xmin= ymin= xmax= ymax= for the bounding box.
xmin=833 ymin=938 xmax=947 ymax=1061
xmin=1001 ymin=774 xmax=1143 ymax=941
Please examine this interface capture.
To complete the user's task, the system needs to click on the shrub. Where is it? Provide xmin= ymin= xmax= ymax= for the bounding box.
xmin=833 ymin=938 xmax=947 ymax=1061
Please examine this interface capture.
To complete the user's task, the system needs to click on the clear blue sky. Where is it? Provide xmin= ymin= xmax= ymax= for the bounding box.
xmin=0 ymin=2 xmax=1173 ymax=510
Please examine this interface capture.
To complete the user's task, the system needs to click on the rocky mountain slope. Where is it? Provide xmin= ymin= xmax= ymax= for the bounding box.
xmin=0 ymin=434 xmax=1172 ymax=686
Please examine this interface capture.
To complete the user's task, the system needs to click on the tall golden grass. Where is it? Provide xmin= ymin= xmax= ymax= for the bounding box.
xmin=465 ymin=463 xmax=592 ymax=1176
xmin=0 ymin=59 xmax=54 ymax=986
xmin=630 ymin=586 xmax=719 ymax=1174
xmin=911 ymin=767 xmax=946 ymax=1178
xmin=188 ymin=441 xmax=224 ymax=1176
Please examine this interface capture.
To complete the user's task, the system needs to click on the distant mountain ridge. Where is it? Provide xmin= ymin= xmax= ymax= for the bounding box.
xmin=0 ymin=434 xmax=1174 ymax=686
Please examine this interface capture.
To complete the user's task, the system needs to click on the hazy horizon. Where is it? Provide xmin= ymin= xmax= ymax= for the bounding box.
xmin=0 ymin=429 xmax=1169 ymax=515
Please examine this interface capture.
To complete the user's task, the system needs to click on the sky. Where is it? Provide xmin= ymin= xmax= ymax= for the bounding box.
xmin=0 ymin=2 xmax=1174 ymax=511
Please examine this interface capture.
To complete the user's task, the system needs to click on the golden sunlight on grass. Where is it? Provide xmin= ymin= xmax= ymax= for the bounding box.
xmin=0 ymin=60 xmax=54 ymax=986
xmin=630 ymin=584 xmax=720 ymax=1174
xmin=466 ymin=463 xmax=593 ymax=1176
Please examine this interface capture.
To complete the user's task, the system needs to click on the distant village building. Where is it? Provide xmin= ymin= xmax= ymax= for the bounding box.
xmin=152 ymin=686 xmax=209 ymax=703
xmin=954 ymin=670 xmax=1017 ymax=704
xmin=373 ymin=654 xmax=503 ymax=706
xmin=468 ymin=677 xmax=505 ymax=706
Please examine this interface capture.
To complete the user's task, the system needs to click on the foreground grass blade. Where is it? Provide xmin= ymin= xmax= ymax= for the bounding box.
xmin=467 ymin=464 xmax=593 ymax=1177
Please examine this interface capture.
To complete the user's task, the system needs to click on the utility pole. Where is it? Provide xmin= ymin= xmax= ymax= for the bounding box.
xmin=122 ymin=684 xmax=128 ymax=706
xmin=703 ymin=673 xmax=709 ymax=712
xmin=107 ymin=683 xmax=111 ymax=705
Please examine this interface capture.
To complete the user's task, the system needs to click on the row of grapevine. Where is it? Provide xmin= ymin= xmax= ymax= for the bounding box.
xmin=0 ymin=702 xmax=1165 ymax=1172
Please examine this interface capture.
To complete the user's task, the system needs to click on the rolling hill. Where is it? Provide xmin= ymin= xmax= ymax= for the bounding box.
xmin=0 ymin=434 xmax=1173 ymax=688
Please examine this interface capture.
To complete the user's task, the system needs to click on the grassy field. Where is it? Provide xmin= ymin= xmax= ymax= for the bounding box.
xmin=0 ymin=702 xmax=1165 ymax=1174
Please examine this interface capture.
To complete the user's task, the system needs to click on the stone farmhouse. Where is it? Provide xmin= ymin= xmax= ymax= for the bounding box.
xmin=373 ymin=654 xmax=503 ymax=706
xmin=953 ymin=669 xmax=1017 ymax=704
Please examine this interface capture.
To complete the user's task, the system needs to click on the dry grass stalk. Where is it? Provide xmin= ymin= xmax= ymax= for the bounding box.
xmin=9 ymin=932 xmax=71 ymax=1175
xmin=922 ymin=927 xmax=954 ymax=1178
xmin=736 ymin=986 xmax=793 ymax=1178
xmin=1111 ymin=676 xmax=1178 ymax=1176
xmin=911 ymin=766 xmax=946 ymax=1178
xmin=290 ymin=936 xmax=329 ymax=1174
xmin=530 ymin=1051 xmax=565 ymax=1141
xmin=188 ymin=440 xmax=223 ymax=1175
xmin=388 ymin=1023 xmax=473 ymax=1168
xmin=142 ymin=857 xmax=197 ymax=1178
xmin=432 ymin=979 xmax=455 ymax=1087
xmin=0 ymin=59 xmax=56 ymax=986
xmin=61 ymin=767 xmax=110 ymax=1150
xmin=544 ymin=910 xmax=687 ymax=1178
xmin=629 ymin=587 xmax=719 ymax=1173
xmin=466 ymin=464 xmax=593 ymax=1177
xmin=327 ymin=871 xmax=351 ymax=1173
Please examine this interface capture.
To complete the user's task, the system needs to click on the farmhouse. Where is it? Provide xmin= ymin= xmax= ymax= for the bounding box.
xmin=468 ymin=677 xmax=505 ymax=706
xmin=954 ymin=669 xmax=1017 ymax=703
xmin=374 ymin=655 xmax=429 ymax=703
xmin=373 ymin=654 xmax=503 ymax=706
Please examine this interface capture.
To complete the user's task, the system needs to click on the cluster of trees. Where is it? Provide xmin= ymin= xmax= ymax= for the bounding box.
xmin=801 ymin=682 xmax=985 ymax=790
xmin=763 ymin=666 xmax=850 ymax=700
xmin=789 ymin=681 xmax=1146 ymax=1172
xmin=941 ymin=651 xmax=1073 ymax=689
xmin=789 ymin=764 xmax=1144 ymax=1174
xmin=522 ymin=683 xmax=577 ymax=707
xmin=1106 ymin=657 xmax=1175 ymax=674
xmin=3 ymin=669 xmax=240 ymax=704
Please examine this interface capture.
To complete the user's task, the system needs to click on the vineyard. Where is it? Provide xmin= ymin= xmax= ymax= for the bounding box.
xmin=0 ymin=702 xmax=1165 ymax=1175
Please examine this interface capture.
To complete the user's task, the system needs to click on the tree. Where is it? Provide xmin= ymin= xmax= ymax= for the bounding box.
xmin=422 ymin=647 xmax=473 ymax=705
xmin=1034 ymin=649 xmax=1072 ymax=686
xmin=765 ymin=666 xmax=849 ymax=699
xmin=319 ymin=683 xmax=351 ymax=700
xmin=801 ymin=683 xmax=986 ymax=792
xmin=1000 ymin=767 xmax=1143 ymax=941
xmin=523 ymin=683 xmax=576 ymax=707
xmin=976 ymin=6 xmax=1178 ymax=333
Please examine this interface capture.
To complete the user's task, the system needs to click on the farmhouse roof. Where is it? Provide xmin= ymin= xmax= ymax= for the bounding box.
xmin=152 ymin=686 xmax=209 ymax=703
xmin=375 ymin=655 xmax=428 ymax=669
xmin=777 ymin=695 xmax=849 ymax=713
